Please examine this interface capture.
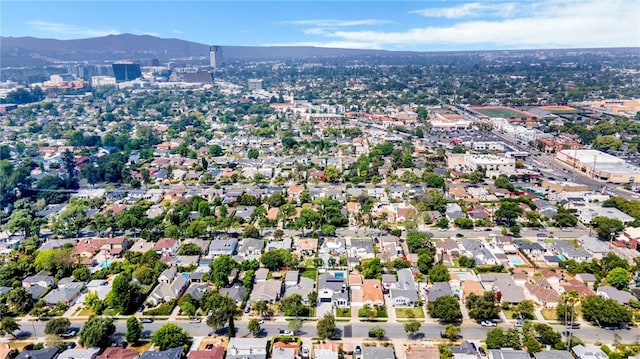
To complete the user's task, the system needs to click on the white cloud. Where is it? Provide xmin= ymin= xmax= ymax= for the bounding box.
xmin=291 ymin=0 xmax=639 ymax=50
xmin=171 ymin=29 xmax=184 ymax=35
xmin=411 ymin=2 xmax=519 ymax=18
xmin=25 ymin=20 xmax=120 ymax=38
xmin=281 ymin=19 xmax=392 ymax=27
xmin=264 ymin=40 xmax=385 ymax=50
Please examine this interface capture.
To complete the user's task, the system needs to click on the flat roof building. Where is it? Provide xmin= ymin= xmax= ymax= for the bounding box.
xmin=556 ymin=149 xmax=640 ymax=184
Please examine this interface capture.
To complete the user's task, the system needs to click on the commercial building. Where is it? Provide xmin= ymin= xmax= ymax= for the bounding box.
xmin=112 ymin=63 xmax=142 ymax=82
xmin=248 ymin=79 xmax=263 ymax=91
xmin=209 ymin=46 xmax=222 ymax=68
xmin=463 ymin=154 xmax=515 ymax=177
xmin=556 ymin=149 xmax=640 ymax=183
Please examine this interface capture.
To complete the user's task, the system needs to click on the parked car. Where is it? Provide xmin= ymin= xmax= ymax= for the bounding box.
xmin=189 ymin=318 xmax=201 ymax=323
xmin=279 ymin=329 xmax=293 ymax=336
xmin=515 ymin=320 xmax=523 ymax=328
xmin=141 ymin=318 xmax=153 ymax=323
xmin=60 ymin=330 xmax=77 ymax=338
xmin=355 ymin=346 xmax=362 ymax=355
xmin=566 ymin=322 xmax=580 ymax=329
xmin=258 ymin=320 xmax=264 ymax=325
xmin=481 ymin=320 xmax=497 ymax=327
xmin=456 ymin=233 xmax=464 ymax=238
xmin=479 ymin=347 xmax=487 ymax=357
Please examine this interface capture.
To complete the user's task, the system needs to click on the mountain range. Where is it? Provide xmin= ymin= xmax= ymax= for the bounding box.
xmin=0 ymin=33 xmax=406 ymax=67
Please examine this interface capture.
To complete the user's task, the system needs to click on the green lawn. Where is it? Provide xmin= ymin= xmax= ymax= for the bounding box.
xmin=474 ymin=107 xmax=527 ymax=119
xmin=75 ymin=308 xmax=95 ymax=317
xmin=395 ymin=307 xmax=425 ymax=319
xmin=300 ymin=267 xmax=317 ymax=281
xmin=541 ymin=308 xmax=556 ymax=321
xmin=336 ymin=308 xmax=351 ymax=318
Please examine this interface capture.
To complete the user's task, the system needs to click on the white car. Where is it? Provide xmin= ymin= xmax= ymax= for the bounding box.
xmin=481 ymin=320 xmax=497 ymax=327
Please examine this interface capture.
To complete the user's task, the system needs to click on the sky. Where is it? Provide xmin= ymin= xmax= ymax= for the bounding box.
xmin=1 ymin=0 xmax=639 ymax=51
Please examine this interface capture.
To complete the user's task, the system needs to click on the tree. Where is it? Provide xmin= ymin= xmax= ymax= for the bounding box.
xmin=253 ymin=300 xmax=268 ymax=317
xmin=133 ymin=266 xmax=155 ymax=286
xmin=44 ymin=318 xmax=71 ymax=335
xmin=406 ymin=230 xmax=431 ymax=253
xmin=0 ymin=317 xmax=20 ymax=338
xmin=150 ymin=323 xmax=191 ymax=351
xmin=178 ymin=294 xmax=197 ymax=316
xmin=361 ymin=258 xmax=383 ymax=279
xmin=513 ymin=300 xmax=535 ymax=320
xmin=78 ymin=316 xmax=115 ymax=348
xmin=56 ymin=200 xmax=88 ymax=237
xmin=125 ymin=316 xmax=142 ymax=344
xmin=177 ymin=243 xmax=202 ymax=255
xmin=444 ymin=324 xmax=461 ymax=341
xmin=524 ymin=336 xmax=542 ymax=353
xmin=107 ymin=273 xmax=140 ymax=314
xmin=466 ymin=291 xmax=500 ymax=320
xmin=403 ymin=320 xmax=421 ymax=338
xmin=279 ymin=294 xmax=307 ymax=317
xmin=581 ymin=295 xmax=631 ymax=326
xmin=592 ymin=135 xmax=622 ymax=151
xmin=247 ymin=148 xmax=259 ymax=159
xmin=428 ymin=263 xmax=450 ymax=283
xmin=6 ymin=287 xmax=34 ymax=313
xmin=260 ymin=249 xmax=291 ymax=271
xmin=209 ymin=255 xmax=238 ymax=287
xmin=428 ymin=295 xmax=462 ymax=322
xmin=247 ymin=319 xmax=261 ymax=336
xmin=534 ymin=323 xmax=561 ymax=346
xmin=591 ymin=216 xmax=624 ymax=239
xmin=369 ymin=326 xmax=386 ymax=339
xmin=495 ymin=201 xmax=523 ymax=226
xmin=459 ymin=256 xmax=476 ymax=268
xmin=72 ymin=266 xmax=91 ymax=282
xmin=203 ymin=292 xmax=236 ymax=331
xmin=605 ymin=267 xmax=630 ymax=290
xmin=436 ymin=217 xmax=449 ymax=228
xmin=288 ymin=319 xmax=303 ymax=335
xmin=316 ymin=313 xmax=336 ymax=339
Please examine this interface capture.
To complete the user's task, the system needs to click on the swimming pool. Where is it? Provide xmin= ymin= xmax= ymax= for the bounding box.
xmin=100 ymin=260 xmax=112 ymax=268
xmin=455 ymin=272 xmax=468 ymax=280
xmin=508 ymin=256 xmax=523 ymax=265
xmin=333 ymin=272 xmax=345 ymax=279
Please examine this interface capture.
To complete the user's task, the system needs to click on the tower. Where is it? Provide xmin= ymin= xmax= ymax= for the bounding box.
xmin=209 ymin=46 xmax=222 ymax=69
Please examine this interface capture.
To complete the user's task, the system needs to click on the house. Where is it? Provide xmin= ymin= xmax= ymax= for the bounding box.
xmin=572 ymin=345 xmax=608 ymax=359
xmin=283 ymin=271 xmax=315 ymax=305
xmin=461 ymin=239 xmax=498 ymax=265
xmin=478 ymin=273 xmax=526 ymax=304
xmin=317 ymin=273 xmax=349 ymax=308
xmin=294 ymin=237 xmax=318 ymax=254
xmin=58 ymin=348 xmax=101 ymax=359
xmin=575 ymin=273 xmax=597 ymax=288
xmin=23 ymin=272 xmax=55 ymax=289
xmin=97 ymin=347 xmax=139 ymax=359
xmin=15 ymin=348 xmax=59 ymax=359
xmin=129 ymin=239 xmax=154 ymax=253
xmin=139 ymin=347 xmax=183 ymax=359
xmin=524 ymin=276 xmax=561 ymax=307
xmin=534 ymin=351 xmax=574 ymax=359
xmin=188 ymin=348 xmax=224 ymax=359
xmin=237 ymin=238 xmax=265 ymax=258
xmin=314 ymin=342 xmax=340 ymax=359
xmin=450 ymin=341 xmax=478 ymax=359
xmin=43 ymin=282 xmax=84 ymax=306
xmin=578 ymin=235 xmax=610 ymax=259
xmin=254 ymin=268 xmax=269 ymax=282
xmin=489 ymin=349 xmax=530 ymax=359
xmin=534 ymin=199 xmax=558 ymax=217
xmin=363 ymin=279 xmax=384 ymax=307
xmin=158 ymin=267 xmax=178 ymax=284
xmin=513 ymin=240 xmax=546 ymax=257
xmin=154 ymin=239 xmax=179 ymax=256
xmin=361 ymin=347 xmax=395 ymax=359
xmin=554 ymin=241 xmax=590 ymax=262
xmin=267 ymin=237 xmax=292 ymax=251
xmin=208 ymin=238 xmax=238 ymax=256
xmin=272 ymin=342 xmax=299 ymax=359
xmin=390 ymin=268 xmax=419 ymax=306
xmin=147 ymin=274 xmax=190 ymax=305
xmin=597 ymin=286 xmax=635 ymax=305
xmin=426 ymin=282 xmax=453 ymax=302
xmin=349 ymin=274 xmax=364 ymax=306
xmin=249 ymin=279 xmax=282 ymax=303
xmin=348 ymin=239 xmax=375 ymax=259
xmin=185 ymin=283 xmax=210 ymax=302
xmin=226 ymin=338 xmax=269 ymax=359
xmin=219 ymin=283 xmax=247 ymax=305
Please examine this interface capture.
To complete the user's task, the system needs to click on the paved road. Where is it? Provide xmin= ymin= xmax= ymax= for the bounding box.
xmin=18 ymin=319 xmax=640 ymax=345
xmin=423 ymin=227 xmax=588 ymax=239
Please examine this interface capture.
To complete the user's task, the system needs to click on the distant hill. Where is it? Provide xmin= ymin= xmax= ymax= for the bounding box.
xmin=0 ymin=33 xmax=403 ymax=67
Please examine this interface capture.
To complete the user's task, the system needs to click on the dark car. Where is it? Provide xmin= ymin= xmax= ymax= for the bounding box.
xmin=566 ymin=322 xmax=580 ymax=329
xmin=456 ymin=233 xmax=464 ymax=238
xmin=479 ymin=347 xmax=487 ymax=357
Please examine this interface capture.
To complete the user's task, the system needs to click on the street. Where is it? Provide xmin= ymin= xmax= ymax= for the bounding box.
xmin=16 ymin=318 xmax=640 ymax=345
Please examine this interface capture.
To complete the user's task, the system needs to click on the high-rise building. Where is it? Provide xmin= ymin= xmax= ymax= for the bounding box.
xmin=248 ymin=79 xmax=263 ymax=91
xmin=209 ymin=46 xmax=222 ymax=68
xmin=112 ymin=63 xmax=142 ymax=82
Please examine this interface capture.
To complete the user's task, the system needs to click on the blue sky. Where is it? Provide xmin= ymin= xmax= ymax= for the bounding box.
xmin=1 ymin=0 xmax=638 ymax=51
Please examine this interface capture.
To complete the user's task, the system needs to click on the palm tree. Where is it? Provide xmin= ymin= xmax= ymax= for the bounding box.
xmin=0 ymin=317 xmax=20 ymax=338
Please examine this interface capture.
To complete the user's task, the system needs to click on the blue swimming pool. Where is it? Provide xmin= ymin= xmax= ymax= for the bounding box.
xmin=508 ymin=256 xmax=523 ymax=265
xmin=100 ymin=260 xmax=112 ymax=268
xmin=334 ymin=272 xmax=345 ymax=279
